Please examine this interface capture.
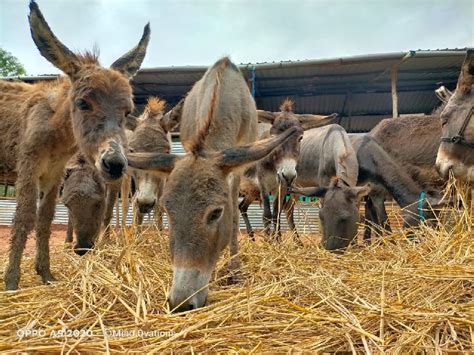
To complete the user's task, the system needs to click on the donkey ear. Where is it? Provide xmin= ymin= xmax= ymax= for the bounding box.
xmin=297 ymin=113 xmax=337 ymax=130
xmin=217 ymin=126 xmax=301 ymax=172
xmin=257 ymin=110 xmax=276 ymax=124
xmin=126 ymin=152 xmax=179 ymax=176
xmin=456 ymin=49 xmax=474 ymax=94
xmin=346 ymin=183 xmax=372 ymax=202
xmin=161 ymin=98 xmax=184 ymax=132
xmin=435 ymin=86 xmax=453 ymax=103
xmin=125 ymin=114 xmax=139 ymax=131
xmin=111 ymin=23 xmax=151 ymax=78
xmin=290 ymin=186 xmax=328 ymax=198
xmin=28 ymin=1 xmax=81 ymax=77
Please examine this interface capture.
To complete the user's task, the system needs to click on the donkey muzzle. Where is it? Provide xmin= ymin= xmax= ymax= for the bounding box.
xmin=169 ymin=266 xmax=210 ymax=313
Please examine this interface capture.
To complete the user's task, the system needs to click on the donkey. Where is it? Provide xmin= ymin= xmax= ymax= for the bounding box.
xmin=292 ymin=134 xmax=442 ymax=250
xmin=63 ymin=155 xmax=106 ymax=255
xmin=366 ymin=114 xmax=444 ymax=239
xmin=126 ymin=57 xmax=302 ymax=312
xmin=0 ymin=1 xmax=150 ymax=290
xmin=64 ymin=98 xmax=182 ymax=248
xmin=240 ymin=99 xmax=336 ymax=241
xmin=283 ymin=124 xmax=369 ymax=250
xmin=129 ymin=97 xmax=183 ymax=225
xmin=350 ymin=134 xmax=442 ymax=234
xmin=436 ymin=49 xmax=474 ymax=182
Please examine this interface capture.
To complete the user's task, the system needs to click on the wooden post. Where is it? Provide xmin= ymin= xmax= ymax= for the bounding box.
xmin=347 ymin=91 xmax=353 ymax=131
xmin=391 ymin=65 xmax=398 ymax=118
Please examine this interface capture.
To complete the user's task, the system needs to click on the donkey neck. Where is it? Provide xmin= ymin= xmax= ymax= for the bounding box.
xmin=48 ymin=85 xmax=78 ymax=156
xmin=355 ymin=136 xmax=421 ymax=207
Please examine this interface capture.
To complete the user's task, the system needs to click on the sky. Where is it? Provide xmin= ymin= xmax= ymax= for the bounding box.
xmin=0 ymin=0 xmax=472 ymax=76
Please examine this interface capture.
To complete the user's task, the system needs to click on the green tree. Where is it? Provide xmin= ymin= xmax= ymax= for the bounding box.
xmin=0 ymin=48 xmax=27 ymax=77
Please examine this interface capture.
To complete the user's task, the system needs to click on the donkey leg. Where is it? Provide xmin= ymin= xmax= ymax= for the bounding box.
xmin=239 ymin=195 xmax=255 ymax=241
xmin=134 ymin=204 xmax=145 ymax=225
xmin=272 ymin=191 xmax=285 ymax=242
xmin=154 ymin=205 xmax=164 ymax=230
xmin=103 ymin=184 xmax=119 ymax=237
xmin=4 ymin=170 xmax=38 ymax=290
xmin=155 ymin=180 xmax=164 ymax=230
xmin=229 ymin=175 xmax=242 ymax=281
xmin=284 ymin=198 xmax=302 ymax=245
xmin=35 ymin=175 xmax=61 ymax=284
xmin=65 ymin=215 xmax=74 ymax=243
xmin=262 ymin=193 xmax=272 ymax=236
xmin=373 ymin=195 xmax=391 ymax=234
xmin=363 ymin=197 xmax=376 ymax=243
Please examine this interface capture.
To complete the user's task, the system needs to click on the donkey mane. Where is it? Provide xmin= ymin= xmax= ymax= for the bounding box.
xmin=279 ymin=98 xmax=295 ymax=113
xmin=76 ymin=48 xmax=100 ymax=65
xmin=144 ymin=96 xmax=166 ymax=118
xmin=432 ymin=101 xmax=446 ymax=116
xmin=187 ymin=57 xmax=237 ymax=156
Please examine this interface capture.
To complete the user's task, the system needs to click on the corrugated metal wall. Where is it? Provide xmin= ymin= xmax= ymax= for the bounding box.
xmin=0 ymin=199 xmax=321 ymax=232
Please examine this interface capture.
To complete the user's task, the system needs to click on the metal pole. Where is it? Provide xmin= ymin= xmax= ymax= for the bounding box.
xmin=391 ymin=65 xmax=399 ymax=118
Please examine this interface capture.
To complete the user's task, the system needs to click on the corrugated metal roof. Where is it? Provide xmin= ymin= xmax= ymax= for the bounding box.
xmin=3 ymin=49 xmax=468 ymax=133
xmin=132 ymin=49 xmax=467 ymax=132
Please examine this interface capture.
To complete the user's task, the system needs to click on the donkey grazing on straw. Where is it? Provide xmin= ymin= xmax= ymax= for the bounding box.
xmin=63 ymin=97 xmax=183 ymax=249
xmin=0 ymin=1 xmax=150 ymax=290
xmin=127 ymin=57 xmax=302 ymax=312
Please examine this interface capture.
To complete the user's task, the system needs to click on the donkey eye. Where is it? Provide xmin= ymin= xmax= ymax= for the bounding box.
xmin=441 ymin=115 xmax=448 ymax=126
xmin=75 ymin=98 xmax=91 ymax=111
xmin=206 ymin=207 xmax=223 ymax=224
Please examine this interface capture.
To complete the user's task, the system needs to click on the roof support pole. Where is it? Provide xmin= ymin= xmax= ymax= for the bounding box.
xmin=391 ymin=65 xmax=399 ymax=118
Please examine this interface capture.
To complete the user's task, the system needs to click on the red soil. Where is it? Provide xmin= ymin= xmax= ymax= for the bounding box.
xmin=0 ymin=225 xmax=67 ymax=257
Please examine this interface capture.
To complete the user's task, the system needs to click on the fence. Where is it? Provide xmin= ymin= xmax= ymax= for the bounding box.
xmin=0 ymin=198 xmax=405 ymax=234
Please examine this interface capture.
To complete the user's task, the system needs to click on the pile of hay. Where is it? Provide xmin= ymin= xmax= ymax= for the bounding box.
xmin=0 ymin=202 xmax=472 ymax=352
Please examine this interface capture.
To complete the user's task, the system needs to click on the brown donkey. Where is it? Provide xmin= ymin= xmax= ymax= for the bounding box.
xmin=239 ymin=99 xmax=336 ymax=240
xmin=64 ymin=98 xmax=182 ymax=248
xmin=127 ymin=57 xmax=302 ymax=312
xmin=0 ymin=1 xmax=150 ymax=290
xmin=436 ymin=50 xmax=474 ymax=182
xmin=129 ymin=97 xmax=183 ymax=224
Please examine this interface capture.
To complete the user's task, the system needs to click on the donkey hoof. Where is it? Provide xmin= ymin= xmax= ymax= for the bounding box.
xmin=36 ymin=268 xmax=56 ymax=284
xmin=41 ymin=273 xmax=56 ymax=284
xmin=4 ymin=278 xmax=20 ymax=291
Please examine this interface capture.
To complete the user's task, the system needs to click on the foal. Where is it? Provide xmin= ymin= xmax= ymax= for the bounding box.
xmin=1 ymin=1 xmax=150 ymax=290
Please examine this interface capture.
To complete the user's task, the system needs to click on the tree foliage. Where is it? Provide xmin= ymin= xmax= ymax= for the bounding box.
xmin=0 ymin=48 xmax=27 ymax=77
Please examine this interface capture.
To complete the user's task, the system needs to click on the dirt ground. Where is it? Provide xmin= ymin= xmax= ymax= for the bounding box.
xmin=0 ymin=225 xmax=67 ymax=257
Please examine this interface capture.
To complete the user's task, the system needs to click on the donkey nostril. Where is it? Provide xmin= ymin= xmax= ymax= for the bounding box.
xmin=281 ymin=172 xmax=296 ymax=186
xmin=188 ymin=303 xmax=194 ymax=311
xmin=138 ymin=201 xmax=156 ymax=214
xmin=102 ymin=158 xmax=125 ymax=179
xmin=101 ymin=158 xmax=110 ymax=171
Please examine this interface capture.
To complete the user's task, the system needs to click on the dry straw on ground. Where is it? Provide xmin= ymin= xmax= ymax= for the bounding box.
xmin=0 ymin=186 xmax=473 ymax=353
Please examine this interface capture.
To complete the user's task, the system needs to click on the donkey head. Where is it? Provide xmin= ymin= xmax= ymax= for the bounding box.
xmin=291 ymin=178 xmax=370 ymax=251
xmin=63 ymin=156 xmax=106 ymax=255
xmin=436 ymin=50 xmax=474 ymax=182
xmin=258 ymin=99 xmax=336 ymax=186
xmin=129 ymin=97 xmax=181 ymax=214
xmin=28 ymin=1 xmax=150 ymax=181
xmin=127 ymin=126 xmax=301 ymax=311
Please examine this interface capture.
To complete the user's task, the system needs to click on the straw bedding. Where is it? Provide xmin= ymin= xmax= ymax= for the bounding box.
xmin=0 ymin=203 xmax=473 ymax=353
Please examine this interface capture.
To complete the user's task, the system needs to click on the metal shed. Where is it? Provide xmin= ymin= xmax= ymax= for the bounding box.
xmin=132 ymin=49 xmax=467 ymax=132
xmin=6 ymin=49 xmax=467 ymax=133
